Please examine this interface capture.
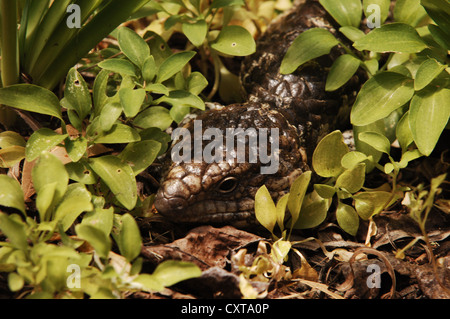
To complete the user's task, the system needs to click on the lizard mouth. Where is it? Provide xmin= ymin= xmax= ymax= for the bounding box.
xmin=154 ymin=188 xmax=254 ymax=224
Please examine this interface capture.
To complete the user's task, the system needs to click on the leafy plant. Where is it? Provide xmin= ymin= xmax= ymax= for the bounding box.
xmin=0 ymin=169 xmax=201 ymax=298
xmin=0 ymin=25 xmax=211 ymax=211
xmin=281 ymin=0 xmax=449 ymax=158
xmin=271 ymin=0 xmax=449 ymax=236
xmin=394 ymin=174 xmax=448 ymax=294
xmin=311 ymin=130 xmax=410 ymax=236
xmin=0 ymin=24 xmax=208 ymax=298
xmin=146 ymin=0 xmax=257 ymax=101
xmin=396 ymin=173 xmax=447 ymax=259
xmin=0 ymin=0 xmax=154 ymax=127
xmin=255 ymin=171 xmax=330 ymax=239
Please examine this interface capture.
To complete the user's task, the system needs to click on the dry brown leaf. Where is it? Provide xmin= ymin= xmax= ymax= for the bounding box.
xmin=141 ymin=226 xmax=262 ymax=270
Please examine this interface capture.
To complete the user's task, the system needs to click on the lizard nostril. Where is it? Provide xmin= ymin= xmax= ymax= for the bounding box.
xmin=154 ymin=189 xmax=188 ymax=216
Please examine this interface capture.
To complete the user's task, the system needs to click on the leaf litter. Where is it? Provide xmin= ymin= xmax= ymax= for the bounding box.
xmin=137 ymin=152 xmax=450 ymax=299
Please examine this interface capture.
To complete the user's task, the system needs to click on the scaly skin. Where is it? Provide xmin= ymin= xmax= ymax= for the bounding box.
xmin=154 ymin=0 xmax=362 ymax=226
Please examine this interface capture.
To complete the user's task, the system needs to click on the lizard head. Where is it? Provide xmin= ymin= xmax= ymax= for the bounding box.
xmin=154 ymin=103 xmax=308 ymax=227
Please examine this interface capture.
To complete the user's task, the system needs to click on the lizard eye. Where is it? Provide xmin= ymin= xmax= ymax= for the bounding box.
xmin=218 ymin=177 xmax=238 ymax=193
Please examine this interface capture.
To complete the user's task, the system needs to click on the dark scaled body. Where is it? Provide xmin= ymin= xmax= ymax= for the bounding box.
xmin=154 ymin=0 xmax=362 ymax=226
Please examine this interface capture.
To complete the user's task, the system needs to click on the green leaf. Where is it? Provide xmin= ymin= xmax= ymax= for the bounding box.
xmin=0 ymin=213 xmax=28 ymax=251
xmin=0 ymin=84 xmax=62 ymax=120
xmin=312 ymin=130 xmax=349 ymax=177
xmin=187 ymin=72 xmax=208 ymax=95
xmin=98 ymin=59 xmax=137 ymax=77
xmin=32 ymin=152 xmax=69 ymax=204
xmin=25 ymin=128 xmax=68 ymax=162
xmin=398 ymin=149 xmax=423 ymax=168
xmin=353 ymin=191 xmax=392 ymax=219
xmin=157 ymin=90 xmax=205 ymax=110
xmin=133 ymin=106 xmax=173 ymax=131
xmin=66 ymin=162 xmax=97 ymax=185
xmin=353 ymin=123 xmax=384 ymax=170
xmin=146 ymin=31 xmax=172 ymax=65
xmin=421 ymin=0 xmax=450 ymax=31
xmin=164 ymin=14 xmax=184 ymax=30
xmin=314 ymin=184 xmax=336 ymax=199
xmin=319 ymin=0 xmax=362 ymax=27
xmin=0 ymin=131 xmax=26 ymax=148
xmin=142 ymin=56 xmax=157 ymax=83
xmin=353 ymin=23 xmax=428 ymax=53
xmin=119 ymin=140 xmax=161 ymax=175
xmin=139 ymin=128 xmax=171 ymax=156
xmin=65 ymin=136 xmax=88 ymax=162
xmin=8 ymin=272 xmax=24 ymax=292
xmin=339 ymin=26 xmax=365 ymax=42
xmin=118 ymin=27 xmax=150 ymax=69
xmin=54 ymin=184 xmax=93 ymax=231
xmin=428 ymin=24 xmax=450 ymax=50
xmin=88 ymin=156 xmax=137 ymax=210
xmin=335 ymin=163 xmax=366 ymax=194
xmin=0 ymin=146 xmax=26 ymax=168
xmin=95 ymin=124 xmax=141 ymax=144
xmin=134 ymin=274 xmax=165 ymax=292
xmin=287 ymin=171 xmax=312 ymax=225
xmin=145 ymin=83 xmax=169 ymax=95
xmin=389 ymin=65 xmax=413 ymax=78
xmin=414 ymin=58 xmax=447 ymax=91
xmin=64 ymin=68 xmax=92 ymax=120
xmin=276 ymin=194 xmax=289 ymax=232
xmin=358 ymin=132 xmax=391 ymax=154
xmin=384 ymin=162 xmax=394 ymax=174
xmin=326 ymin=54 xmax=361 ymax=91
xmin=351 ymin=72 xmax=414 ymax=126
xmin=364 ymin=59 xmax=379 ymax=76
xmin=98 ymin=102 xmax=123 ymax=132
xmin=75 ymin=224 xmax=111 ymax=259
xmin=341 ymin=151 xmax=369 ymax=170
xmin=82 ymin=203 xmax=114 ymax=237
xmin=120 ymin=88 xmax=147 ymax=118
xmin=115 ymin=213 xmax=142 ymax=262
xmin=396 ymin=111 xmax=414 ymax=152
xmin=0 ymin=175 xmax=26 ymax=215
xmin=157 ymin=51 xmax=196 ymax=83
xmin=35 ymin=182 xmax=57 ymax=222
xmin=409 ymin=86 xmax=450 ymax=156
xmin=170 ymin=105 xmax=191 ymax=124
xmin=280 ymin=28 xmax=339 ymax=74
xmin=150 ymin=260 xmax=201 ymax=288
xmin=211 ymin=25 xmax=256 ymax=57
xmin=182 ymin=20 xmax=207 ymax=47
xmin=336 ymin=202 xmax=359 ymax=236
xmin=93 ymin=69 xmax=110 ymax=116
xmin=394 ymin=0 xmax=427 ymax=26
xmin=293 ymin=197 xmax=328 ymax=230
xmin=363 ymin=0 xmax=391 ymax=24
xmin=254 ymin=185 xmax=277 ymax=233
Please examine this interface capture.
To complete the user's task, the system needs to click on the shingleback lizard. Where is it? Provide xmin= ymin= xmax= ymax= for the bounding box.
xmin=154 ymin=0 xmax=364 ymax=227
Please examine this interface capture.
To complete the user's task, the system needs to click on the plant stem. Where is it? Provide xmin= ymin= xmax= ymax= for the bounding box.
xmin=1 ymin=0 xmax=19 ymax=87
xmin=0 ymin=0 xmax=19 ymax=128
xmin=207 ymin=53 xmax=221 ymax=100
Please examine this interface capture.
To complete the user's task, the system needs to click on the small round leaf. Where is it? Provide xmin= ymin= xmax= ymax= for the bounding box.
xmin=312 ymin=131 xmax=349 ymax=178
xmin=211 ymin=25 xmax=256 ymax=57
xmin=336 ymin=202 xmax=359 ymax=236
